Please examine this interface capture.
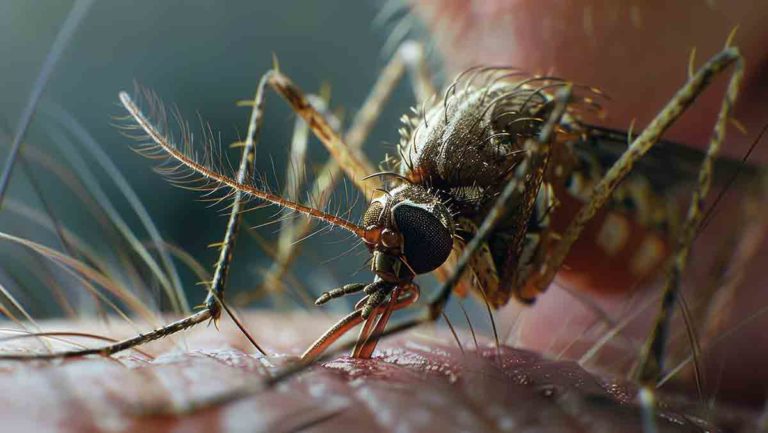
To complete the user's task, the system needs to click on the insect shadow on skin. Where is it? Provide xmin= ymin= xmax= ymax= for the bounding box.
xmin=0 ymin=30 xmax=757 ymax=427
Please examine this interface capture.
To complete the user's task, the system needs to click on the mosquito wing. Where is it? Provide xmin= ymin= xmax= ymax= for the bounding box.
xmin=579 ymin=125 xmax=761 ymax=194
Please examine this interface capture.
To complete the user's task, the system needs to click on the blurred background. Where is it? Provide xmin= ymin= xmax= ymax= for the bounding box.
xmin=0 ymin=0 xmax=434 ymax=318
xmin=4 ymin=0 xmax=768 ymax=407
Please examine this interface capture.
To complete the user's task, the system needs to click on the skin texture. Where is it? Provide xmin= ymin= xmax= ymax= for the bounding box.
xmin=0 ymin=314 xmax=758 ymax=432
xmin=412 ymin=0 xmax=768 ymax=156
xmin=2 ymin=3 xmax=767 ymax=431
xmin=410 ymin=0 xmax=768 ymax=405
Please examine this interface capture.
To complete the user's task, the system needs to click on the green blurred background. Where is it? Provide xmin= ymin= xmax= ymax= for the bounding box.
xmin=0 ymin=0 xmax=437 ymax=317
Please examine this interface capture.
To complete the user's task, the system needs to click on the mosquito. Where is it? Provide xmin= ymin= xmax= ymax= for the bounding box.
xmin=0 ymin=33 xmax=755 ymax=405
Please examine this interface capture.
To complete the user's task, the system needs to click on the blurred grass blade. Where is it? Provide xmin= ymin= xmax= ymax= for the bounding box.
xmin=45 ymin=104 xmax=189 ymax=313
xmin=0 ymin=280 xmax=40 ymax=334
xmin=0 ymin=0 xmax=94 ymax=208
xmin=45 ymin=125 xmax=187 ymax=314
xmin=0 ymin=230 xmax=157 ymax=325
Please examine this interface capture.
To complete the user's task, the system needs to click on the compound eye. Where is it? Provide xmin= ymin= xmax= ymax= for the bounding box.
xmin=392 ymin=203 xmax=453 ymax=274
xmin=381 ymin=228 xmax=401 ymax=248
xmin=362 ymin=201 xmax=384 ymax=229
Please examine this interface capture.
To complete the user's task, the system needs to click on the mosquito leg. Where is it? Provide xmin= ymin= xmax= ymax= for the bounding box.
xmin=281 ymin=39 xmax=434 ymax=257
xmin=503 ymin=48 xmax=744 ymax=425
xmin=301 ymin=285 xmax=419 ymax=361
xmin=242 ymin=42 xmax=435 ymax=305
xmin=268 ymin=41 xmax=434 ymax=199
xmin=235 ymin=94 xmax=340 ymax=307
xmin=290 ymin=85 xmax=571 ymax=367
xmin=315 ymin=283 xmax=367 ymax=305
xmin=532 ymin=47 xmax=744 ymax=301
xmin=267 ymin=71 xmax=377 ymax=195
xmin=0 ymin=72 xmax=276 ymax=360
xmin=254 ymin=107 xmax=314 ymax=308
xmin=513 ymin=45 xmax=742 ymax=430
xmin=349 ymin=288 xmax=388 ymax=357
xmin=352 ymin=307 xmax=381 ymax=358
xmin=301 ymin=309 xmax=364 ymax=360
xmin=635 ymin=49 xmax=743 ymax=385
xmin=301 ymin=287 xmax=418 ymax=360
xmin=237 ymin=46 xmax=421 ymax=304
xmin=344 ymin=86 xmax=571 ymax=360
xmin=178 ymin=95 xmax=570 ymax=410
xmin=201 ymin=72 xmax=271 ymax=325
xmin=357 ymin=284 xmax=421 ymax=358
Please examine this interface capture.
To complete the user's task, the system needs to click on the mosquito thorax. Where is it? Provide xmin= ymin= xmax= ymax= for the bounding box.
xmin=398 ymin=81 xmax=550 ymax=192
xmin=361 ymin=184 xmax=455 ymax=281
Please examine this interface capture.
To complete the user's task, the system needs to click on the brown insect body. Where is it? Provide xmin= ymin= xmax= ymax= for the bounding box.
xmin=393 ymin=78 xmax=553 ymax=306
xmin=307 ymin=76 xmax=567 ymax=355
xmin=0 ymin=46 xmax=746 ymax=394
xmin=377 ymin=75 xmax=672 ymax=310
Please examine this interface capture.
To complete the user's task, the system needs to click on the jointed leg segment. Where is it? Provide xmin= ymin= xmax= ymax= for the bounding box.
xmin=294 ymin=47 xmax=746 ymax=385
xmin=238 ymin=41 xmax=434 ymax=306
xmin=301 ymin=283 xmax=420 ymax=360
xmin=250 ymin=42 xmax=439 ymax=356
xmin=298 ymin=86 xmax=572 ymax=362
xmin=0 ymin=41 xmax=436 ymax=361
xmin=534 ymin=48 xmax=744 ymax=301
xmin=636 ymin=48 xmax=744 ymax=385
xmin=0 ymin=45 xmax=746 ymax=429
xmin=0 ymin=71 xmax=275 ymax=359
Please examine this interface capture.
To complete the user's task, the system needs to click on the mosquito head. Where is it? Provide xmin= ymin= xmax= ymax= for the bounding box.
xmin=361 ymin=184 xmax=454 ymax=282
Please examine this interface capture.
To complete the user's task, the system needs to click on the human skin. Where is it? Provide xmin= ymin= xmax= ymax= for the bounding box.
xmin=2 ymin=3 xmax=767 ymax=430
xmin=0 ymin=314 xmax=755 ymax=432
xmin=411 ymin=0 xmax=768 ymax=156
xmin=410 ymin=0 xmax=768 ymax=405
